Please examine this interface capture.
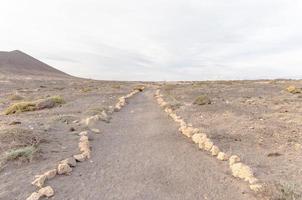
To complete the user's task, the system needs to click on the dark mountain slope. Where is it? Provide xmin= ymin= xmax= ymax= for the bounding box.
xmin=0 ymin=50 xmax=69 ymax=77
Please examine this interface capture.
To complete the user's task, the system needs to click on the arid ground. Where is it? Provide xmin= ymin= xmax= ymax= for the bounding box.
xmin=0 ymin=51 xmax=301 ymax=200
xmin=160 ymin=80 xmax=302 ymax=199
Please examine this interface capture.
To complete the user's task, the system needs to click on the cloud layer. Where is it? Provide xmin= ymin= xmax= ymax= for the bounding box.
xmin=1 ymin=0 xmax=302 ymax=80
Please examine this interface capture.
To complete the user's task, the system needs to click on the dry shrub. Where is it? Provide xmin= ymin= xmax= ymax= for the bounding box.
xmin=112 ymin=84 xmax=121 ymax=89
xmin=0 ymin=128 xmax=40 ymax=150
xmin=4 ymin=101 xmax=36 ymax=115
xmin=133 ymin=85 xmax=145 ymax=91
xmin=80 ymin=87 xmax=92 ymax=93
xmin=286 ymin=86 xmax=301 ymax=94
xmin=193 ymin=95 xmax=211 ymax=105
xmin=0 ymin=128 xmax=40 ymax=167
xmin=4 ymin=146 xmax=37 ymax=161
xmin=3 ymin=95 xmax=65 ymax=115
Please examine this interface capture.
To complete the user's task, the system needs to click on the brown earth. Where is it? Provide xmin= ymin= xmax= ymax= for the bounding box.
xmin=160 ymin=80 xmax=302 ymax=199
xmin=0 ymin=73 xmax=139 ymax=199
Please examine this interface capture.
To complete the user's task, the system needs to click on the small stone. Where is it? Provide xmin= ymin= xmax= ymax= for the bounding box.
xmin=79 ymin=131 xmax=88 ymax=136
xmin=31 ymin=175 xmax=47 ymax=188
xmin=229 ymin=155 xmax=241 ymax=166
xmin=198 ymin=142 xmax=205 ymax=150
xmin=57 ymin=163 xmax=72 ymax=174
xmin=26 ymin=192 xmax=41 ymax=200
xmin=248 ymin=177 xmax=259 ymax=184
xmin=210 ymin=145 xmax=220 ymax=156
xmin=230 ymin=162 xmax=254 ymax=181
xmin=60 ymin=157 xmax=77 ymax=167
xmin=69 ymin=127 xmax=75 ymax=132
xmin=91 ymin=128 xmax=101 ymax=133
xmin=182 ymin=127 xmax=195 ymax=138
xmin=80 ymin=135 xmax=89 ymax=142
xmin=38 ymin=186 xmax=54 ymax=197
xmin=44 ymin=169 xmax=57 ymax=180
xmin=79 ymin=140 xmax=90 ymax=153
xmin=217 ymin=152 xmax=228 ymax=161
xmin=73 ymin=154 xmax=86 ymax=162
xmin=204 ymin=139 xmax=214 ymax=151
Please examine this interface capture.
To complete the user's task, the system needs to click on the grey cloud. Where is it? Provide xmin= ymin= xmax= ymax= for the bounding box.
xmin=0 ymin=0 xmax=302 ymax=80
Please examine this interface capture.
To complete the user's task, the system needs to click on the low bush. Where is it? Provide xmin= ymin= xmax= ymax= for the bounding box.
xmin=3 ymin=96 xmax=65 ymax=115
xmin=4 ymin=146 xmax=37 ymax=161
xmin=193 ymin=95 xmax=211 ymax=105
xmin=286 ymin=86 xmax=301 ymax=94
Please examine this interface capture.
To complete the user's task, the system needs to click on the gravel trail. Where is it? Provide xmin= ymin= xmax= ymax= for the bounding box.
xmin=49 ymin=89 xmax=256 ymax=200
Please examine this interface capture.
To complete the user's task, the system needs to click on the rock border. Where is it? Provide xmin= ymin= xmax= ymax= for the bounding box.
xmin=154 ymin=89 xmax=263 ymax=193
xmin=26 ymin=87 xmax=145 ymax=200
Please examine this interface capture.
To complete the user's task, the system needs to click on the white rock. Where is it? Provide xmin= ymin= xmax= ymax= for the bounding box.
xmin=210 ymin=145 xmax=220 ymax=156
xmin=31 ymin=175 xmax=46 ymax=188
xmin=217 ymin=152 xmax=228 ymax=161
xmin=60 ymin=157 xmax=77 ymax=167
xmin=57 ymin=163 xmax=72 ymax=174
xmin=229 ymin=155 xmax=241 ymax=166
xmin=38 ymin=186 xmax=54 ymax=197
xmin=230 ymin=162 xmax=254 ymax=181
xmin=204 ymin=139 xmax=214 ymax=151
xmin=73 ymin=154 xmax=86 ymax=162
xmin=91 ymin=128 xmax=101 ymax=133
xmin=79 ymin=131 xmax=88 ymax=136
xmin=192 ymin=133 xmax=206 ymax=144
xmin=26 ymin=192 xmax=41 ymax=200
xmin=44 ymin=169 xmax=57 ymax=180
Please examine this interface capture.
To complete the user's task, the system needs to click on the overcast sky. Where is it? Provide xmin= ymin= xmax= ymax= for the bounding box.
xmin=1 ymin=0 xmax=302 ymax=81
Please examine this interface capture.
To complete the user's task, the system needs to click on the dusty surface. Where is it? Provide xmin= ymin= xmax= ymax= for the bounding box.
xmin=0 ymin=75 xmax=137 ymax=199
xmin=38 ymin=89 xmax=256 ymax=200
xmin=160 ymin=80 xmax=302 ymax=198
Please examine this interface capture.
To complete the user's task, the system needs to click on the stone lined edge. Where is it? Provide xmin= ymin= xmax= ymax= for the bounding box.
xmin=154 ymin=89 xmax=263 ymax=193
xmin=26 ymin=86 xmax=145 ymax=200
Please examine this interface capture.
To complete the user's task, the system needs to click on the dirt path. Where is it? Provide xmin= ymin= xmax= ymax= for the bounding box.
xmin=48 ymin=89 xmax=256 ymax=200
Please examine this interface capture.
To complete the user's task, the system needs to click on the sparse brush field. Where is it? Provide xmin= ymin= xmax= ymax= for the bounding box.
xmin=0 ymin=75 xmax=140 ymax=199
xmin=160 ymin=80 xmax=302 ymax=199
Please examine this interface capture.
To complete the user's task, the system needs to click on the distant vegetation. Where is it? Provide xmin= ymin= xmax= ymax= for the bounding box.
xmin=193 ymin=95 xmax=211 ymax=105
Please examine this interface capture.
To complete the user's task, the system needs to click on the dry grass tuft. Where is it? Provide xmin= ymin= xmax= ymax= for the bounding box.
xmin=193 ymin=95 xmax=211 ymax=105
xmin=133 ymin=85 xmax=145 ymax=92
xmin=80 ymin=87 xmax=93 ymax=93
xmin=3 ymin=96 xmax=65 ymax=115
xmin=286 ymin=86 xmax=301 ymax=94
xmin=4 ymin=101 xmax=36 ymax=115
xmin=49 ymin=95 xmax=65 ymax=104
xmin=4 ymin=146 xmax=37 ymax=161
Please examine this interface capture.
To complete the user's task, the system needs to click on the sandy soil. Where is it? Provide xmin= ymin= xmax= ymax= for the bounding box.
xmin=0 ymin=75 xmax=138 ymax=199
xmin=160 ymin=80 xmax=302 ymax=199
